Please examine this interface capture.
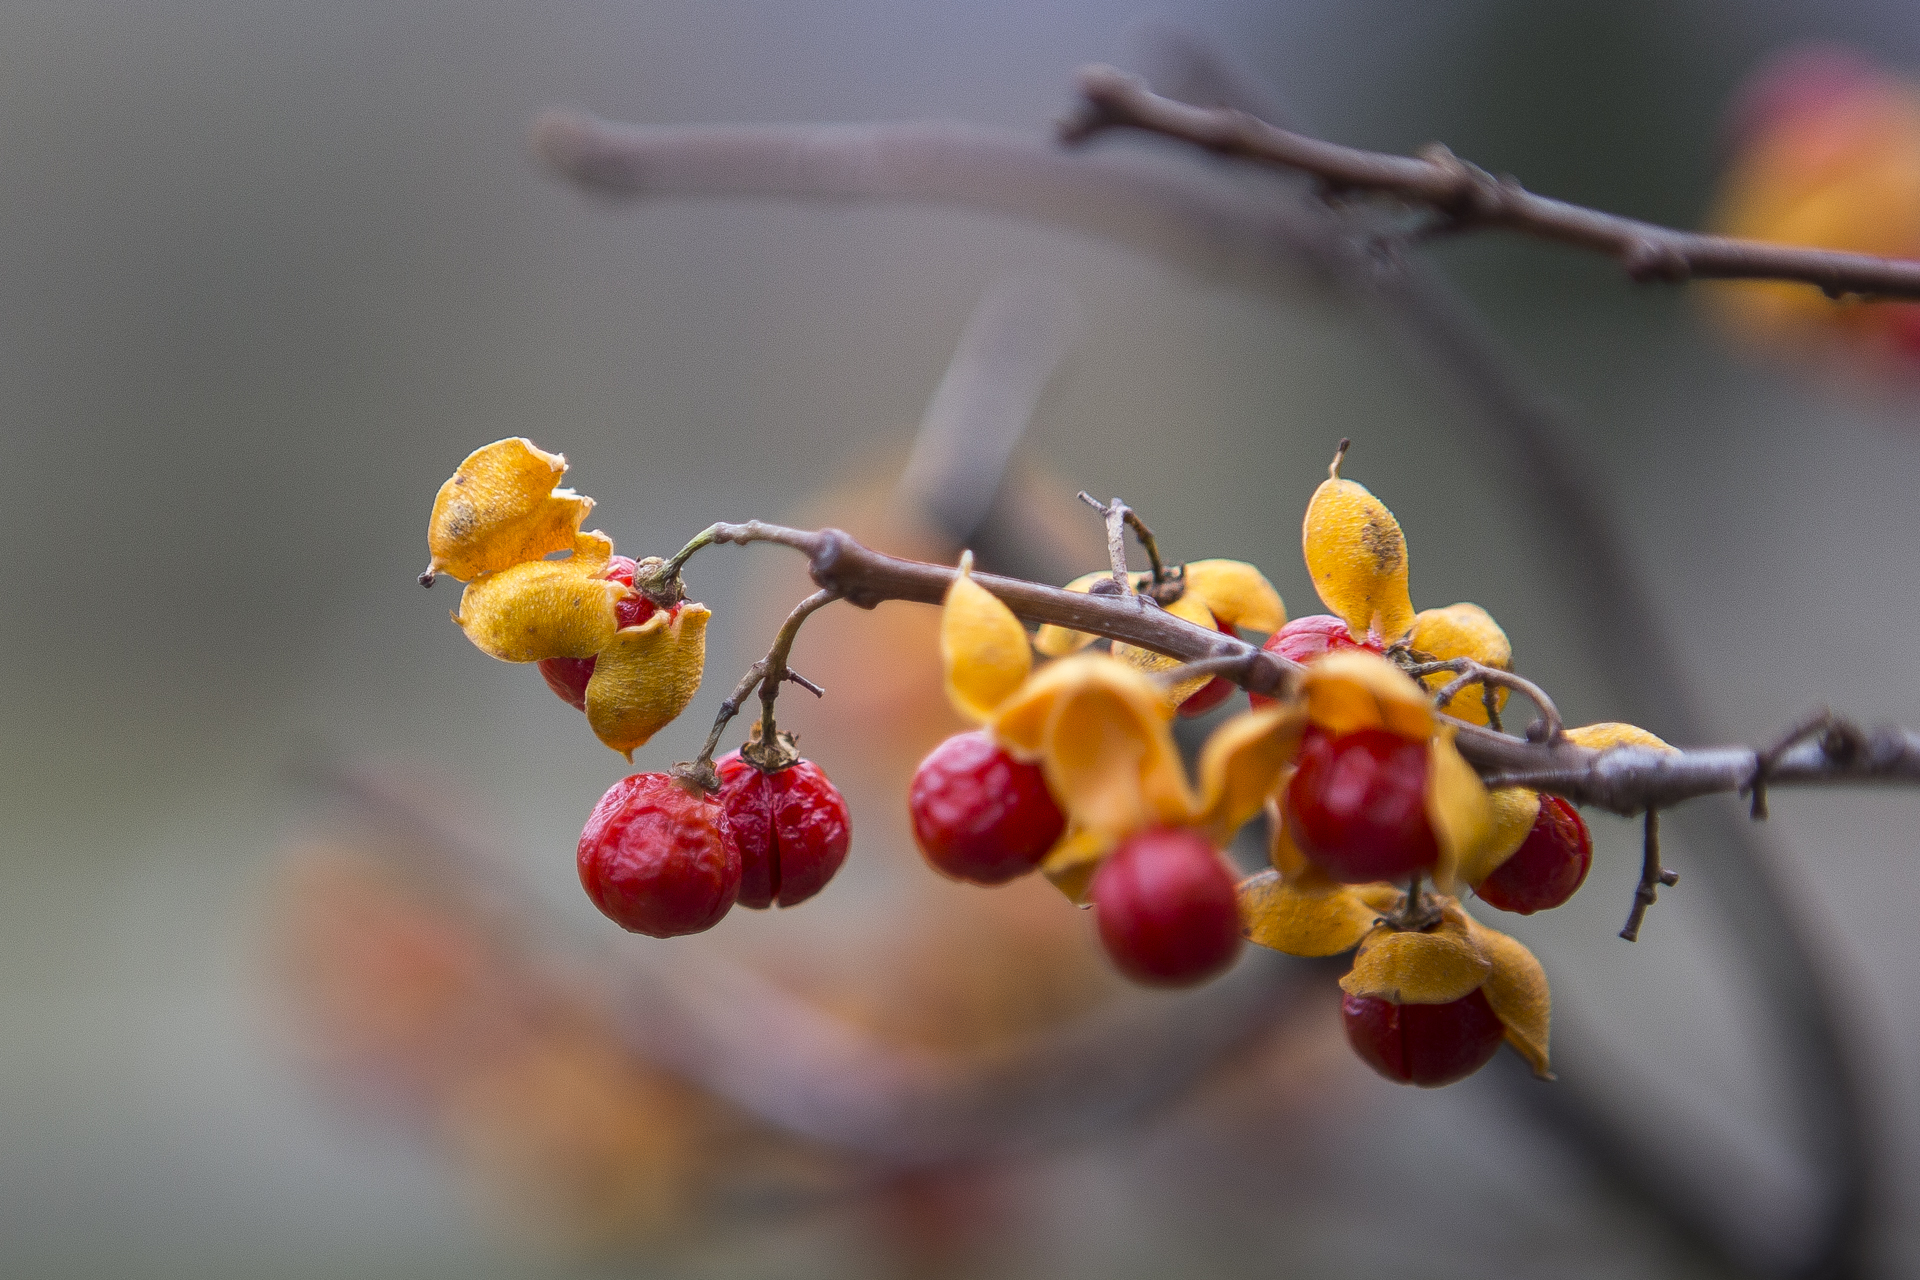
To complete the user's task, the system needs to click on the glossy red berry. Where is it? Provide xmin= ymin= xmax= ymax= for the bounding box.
xmin=537 ymin=555 xmax=658 ymax=711
xmin=578 ymin=772 xmax=740 ymax=937
xmin=1176 ymin=617 xmax=1240 ymax=719
xmin=1286 ymin=726 xmax=1438 ymax=883
xmin=1341 ymin=988 xmax=1506 ymax=1087
xmin=908 ymin=731 xmax=1066 ymax=885
xmin=714 ymin=751 xmax=852 ymax=909
xmin=1249 ymin=614 xmax=1381 ymax=709
xmin=1089 ymin=827 xmax=1242 ymax=987
xmin=1475 ymin=794 xmax=1592 ymax=915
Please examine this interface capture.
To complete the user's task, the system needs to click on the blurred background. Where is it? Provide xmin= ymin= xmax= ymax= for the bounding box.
xmin=6 ymin=0 xmax=1920 ymax=1275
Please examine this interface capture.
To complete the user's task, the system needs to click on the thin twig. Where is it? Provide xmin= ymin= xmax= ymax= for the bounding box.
xmin=1742 ymin=708 xmax=1835 ymax=821
xmin=1406 ymin=657 xmax=1563 ymax=742
xmin=1619 ymin=810 xmax=1681 ymax=942
xmin=749 ymin=589 xmax=841 ymax=769
xmin=1063 ymin=64 xmax=1920 ymax=302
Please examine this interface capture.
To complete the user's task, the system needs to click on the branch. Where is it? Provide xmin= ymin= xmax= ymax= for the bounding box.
xmin=1063 ymin=64 xmax=1920 ymax=302
xmin=691 ymin=520 xmax=1920 ymax=816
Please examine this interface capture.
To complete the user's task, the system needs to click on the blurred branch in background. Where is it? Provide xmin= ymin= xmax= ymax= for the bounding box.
xmin=523 ymin=29 xmax=1879 ymax=1280
xmin=1064 ymin=62 xmax=1920 ymax=302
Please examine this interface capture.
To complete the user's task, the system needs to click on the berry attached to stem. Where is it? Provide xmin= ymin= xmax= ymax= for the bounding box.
xmin=578 ymin=772 xmax=740 ymax=937
xmin=1341 ymin=988 xmax=1506 ymax=1087
xmin=1286 ymin=726 xmax=1438 ymax=884
xmin=1089 ymin=827 xmax=1242 ymax=987
xmin=908 ymin=731 xmax=1067 ymax=885
xmin=1475 ymin=794 xmax=1592 ymax=915
xmin=715 ymin=749 xmax=852 ymax=909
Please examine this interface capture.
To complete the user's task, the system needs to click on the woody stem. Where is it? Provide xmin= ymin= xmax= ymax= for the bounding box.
xmin=750 ymin=589 xmax=841 ymax=765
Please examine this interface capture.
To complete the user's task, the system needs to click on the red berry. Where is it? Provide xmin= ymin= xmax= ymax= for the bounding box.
xmin=1475 ymin=794 xmax=1592 ymax=915
xmin=1286 ymin=726 xmax=1438 ymax=883
xmin=908 ymin=731 xmax=1066 ymax=885
xmin=537 ymin=555 xmax=658 ymax=711
xmin=1176 ymin=616 xmax=1239 ymax=719
xmin=577 ymin=772 xmax=740 ymax=937
xmin=1249 ymin=615 xmax=1381 ymax=709
xmin=1341 ymin=988 xmax=1506 ymax=1087
xmin=1089 ymin=827 xmax=1242 ymax=987
xmin=714 ymin=751 xmax=852 ymax=909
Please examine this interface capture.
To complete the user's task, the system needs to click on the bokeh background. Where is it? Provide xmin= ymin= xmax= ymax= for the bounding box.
xmin=6 ymin=0 xmax=1920 ymax=1275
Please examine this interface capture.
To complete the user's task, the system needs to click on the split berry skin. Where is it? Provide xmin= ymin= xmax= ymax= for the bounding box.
xmin=714 ymin=751 xmax=852 ymax=910
xmin=1476 ymin=794 xmax=1593 ymax=915
xmin=1249 ymin=615 xmax=1382 ymax=709
xmin=538 ymin=555 xmax=657 ymax=711
xmin=1286 ymin=726 xmax=1439 ymax=883
xmin=1341 ymin=988 xmax=1507 ymax=1087
xmin=1175 ymin=618 xmax=1240 ymax=719
xmin=908 ymin=731 xmax=1067 ymax=885
xmin=578 ymin=772 xmax=741 ymax=937
xmin=1089 ymin=827 xmax=1242 ymax=987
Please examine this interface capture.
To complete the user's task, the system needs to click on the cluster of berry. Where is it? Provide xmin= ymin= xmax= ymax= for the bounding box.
xmin=425 ymin=436 xmax=1665 ymax=1090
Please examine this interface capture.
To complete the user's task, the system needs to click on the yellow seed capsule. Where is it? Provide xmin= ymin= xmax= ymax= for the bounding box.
xmin=940 ymin=551 xmax=1033 ymax=723
xmin=1410 ymin=603 xmax=1512 ymax=726
xmin=1302 ymin=450 xmax=1416 ymax=643
xmin=1564 ymin=722 xmax=1675 ymax=753
xmin=1237 ymin=868 xmax=1398 ymax=958
xmin=426 ymin=438 xmax=594 ymax=582
xmin=452 ymin=532 xmax=625 ymax=662
xmin=1458 ymin=787 xmax=1543 ymax=886
xmin=1340 ymin=900 xmax=1491 ymax=1005
xmin=1422 ymin=727 xmax=1493 ymax=893
xmin=1181 ymin=558 xmax=1285 ymax=634
xmin=1467 ymin=915 xmax=1552 ymax=1079
xmin=585 ymin=603 xmax=711 ymax=760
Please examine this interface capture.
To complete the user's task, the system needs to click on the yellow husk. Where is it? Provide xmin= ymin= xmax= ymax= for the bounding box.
xmin=1182 ymin=559 xmax=1285 ymax=633
xmin=453 ymin=532 xmax=624 ymax=662
xmin=1238 ymin=868 xmax=1397 ymax=958
xmin=1302 ymin=475 xmax=1416 ymax=643
xmin=427 ymin=437 xmax=594 ymax=582
xmin=1410 ymin=603 xmax=1512 ymax=726
xmin=1032 ymin=571 xmax=1113 ymax=658
xmin=1299 ymin=649 xmax=1434 ymax=740
xmin=1467 ymin=915 xmax=1553 ymax=1079
xmin=585 ymin=603 xmax=710 ymax=760
xmin=939 ymin=552 xmax=1033 ymax=724
xmin=1459 ymin=787 xmax=1542 ymax=886
xmin=1564 ymin=722 xmax=1676 ymax=753
xmin=1339 ymin=900 xmax=1491 ymax=1005
xmin=1423 ymin=727 xmax=1493 ymax=893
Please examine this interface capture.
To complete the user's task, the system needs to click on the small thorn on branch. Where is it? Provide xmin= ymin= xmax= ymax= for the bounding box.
xmin=1619 ymin=809 xmax=1668 ymax=943
xmin=1743 ymin=707 xmax=1837 ymax=821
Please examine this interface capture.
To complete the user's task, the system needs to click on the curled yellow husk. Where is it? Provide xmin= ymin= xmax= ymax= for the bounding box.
xmin=427 ymin=437 xmax=594 ymax=582
xmin=585 ymin=603 xmax=710 ymax=760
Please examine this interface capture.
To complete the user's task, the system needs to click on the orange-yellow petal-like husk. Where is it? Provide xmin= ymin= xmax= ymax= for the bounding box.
xmin=1410 ymin=603 xmax=1512 ymax=726
xmin=427 ymin=438 xmax=594 ymax=582
xmin=1182 ymin=559 xmax=1285 ymax=634
xmin=1238 ymin=867 xmax=1386 ymax=957
xmin=1302 ymin=475 xmax=1416 ymax=643
xmin=1032 ymin=571 xmax=1114 ymax=658
xmin=1468 ymin=916 xmax=1553 ymax=1079
xmin=940 ymin=552 xmax=1033 ymax=725
xmin=1339 ymin=900 xmax=1491 ymax=1005
xmin=452 ymin=532 xmax=624 ymax=662
xmin=1112 ymin=591 xmax=1218 ymax=707
xmin=584 ymin=603 xmax=711 ymax=760
xmin=993 ymin=654 xmax=1193 ymax=834
xmin=1423 ymin=727 xmax=1493 ymax=894
xmin=1300 ymin=648 xmax=1434 ymax=740
xmin=1460 ymin=787 xmax=1543 ymax=886
xmin=1193 ymin=705 xmax=1305 ymax=848
xmin=1564 ymin=722 xmax=1676 ymax=753
xmin=1039 ymin=827 xmax=1116 ymax=904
